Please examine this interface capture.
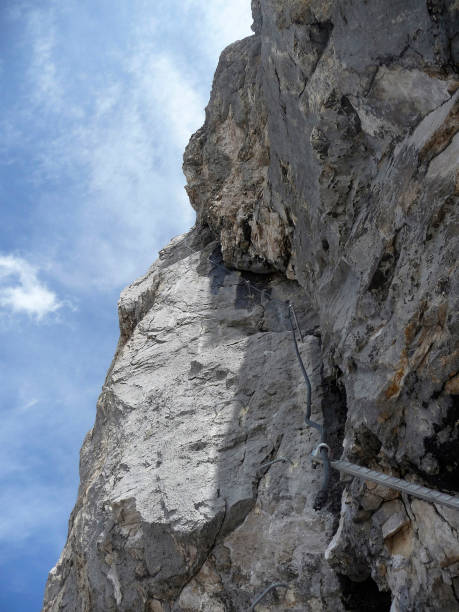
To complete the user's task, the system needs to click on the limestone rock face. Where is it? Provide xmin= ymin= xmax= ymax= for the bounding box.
xmin=43 ymin=230 xmax=345 ymax=611
xmin=183 ymin=1 xmax=459 ymax=609
xmin=44 ymin=1 xmax=459 ymax=611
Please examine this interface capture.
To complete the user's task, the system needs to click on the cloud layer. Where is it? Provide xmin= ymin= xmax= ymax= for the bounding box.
xmin=1 ymin=0 xmax=253 ymax=291
xmin=0 ymin=255 xmax=61 ymax=319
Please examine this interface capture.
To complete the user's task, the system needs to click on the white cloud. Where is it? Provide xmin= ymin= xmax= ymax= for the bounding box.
xmin=184 ymin=0 xmax=253 ymax=57
xmin=43 ymin=44 xmax=203 ymax=289
xmin=140 ymin=54 xmax=206 ymax=150
xmin=0 ymin=0 xmax=255 ymax=580
xmin=206 ymin=0 xmax=254 ymax=47
xmin=1 ymin=1 xmax=253 ymax=294
xmin=0 ymin=255 xmax=61 ymax=319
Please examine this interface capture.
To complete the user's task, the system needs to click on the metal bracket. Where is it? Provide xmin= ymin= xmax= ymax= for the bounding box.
xmin=311 ymin=443 xmax=331 ymax=462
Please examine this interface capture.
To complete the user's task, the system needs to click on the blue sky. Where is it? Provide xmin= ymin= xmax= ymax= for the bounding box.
xmin=0 ymin=2 xmax=252 ymax=609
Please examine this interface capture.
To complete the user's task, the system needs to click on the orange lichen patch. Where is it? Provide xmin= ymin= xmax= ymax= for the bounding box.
xmin=445 ymin=374 xmax=459 ymax=395
xmin=419 ymin=100 xmax=459 ymax=165
xmin=400 ymin=182 xmax=421 ymax=214
xmin=440 ymin=555 xmax=459 ymax=569
xmin=376 ymin=563 xmax=387 ymax=578
xmin=386 ymin=525 xmax=414 ymax=557
xmin=385 ymin=350 xmax=408 ymax=399
xmin=386 ymin=302 xmax=449 ymax=400
xmin=438 ymin=302 xmax=448 ymax=327
xmin=403 ymin=301 xmax=429 ymax=346
xmin=404 ymin=320 xmax=419 ymax=345
xmin=377 ymin=410 xmax=393 ymax=423
xmin=385 ymin=374 xmax=404 ymax=400
xmin=410 ymin=335 xmax=435 ymax=372
xmin=406 ymin=306 xmax=449 ymax=372
xmin=440 ymin=349 xmax=459 ymax=369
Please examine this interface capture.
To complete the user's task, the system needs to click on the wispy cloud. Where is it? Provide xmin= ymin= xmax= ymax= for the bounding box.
xmin=26 ymin=8 xmax=62 ymax=112
xmin=0 ymin=255 xmax=61 ymax=319
xmin=1 ymin=2 xmax=253 ymax=293
xmin=184 ymin=0 xmax=253 ymax=56
xmin=0 ymin=3 xmax=254 ymax=605
xmin=139 ymin=54 xmax=206 ymax=150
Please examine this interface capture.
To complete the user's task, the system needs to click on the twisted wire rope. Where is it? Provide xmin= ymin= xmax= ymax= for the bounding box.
xmin=248 ymin=582 xmax=289 ymax=611
xmin=181 ymin=234 xmax=459 ymax=510
xmin=179 ymin=232 xmax=459 ymax=610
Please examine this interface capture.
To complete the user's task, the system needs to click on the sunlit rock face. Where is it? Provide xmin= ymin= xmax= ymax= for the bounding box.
xmin=44 ymin=1 xmax=458 ymax=611
xmin=42 ymin=229 xmax=345 ymax=611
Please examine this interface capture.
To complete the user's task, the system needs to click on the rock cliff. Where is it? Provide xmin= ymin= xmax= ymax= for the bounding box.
xmin=43 ymin=1 xmax=459 ymax=611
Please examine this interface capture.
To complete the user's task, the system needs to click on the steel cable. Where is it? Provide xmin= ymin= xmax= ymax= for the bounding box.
xmin=183 ymin=237 xmax=331 ymax=502
xmin=258 ymin=457 xmax=293 ymax=470
xmin=288 ymin=303 xmax=330 ymax=506
xmin=181 ymin=235 xmax=459 ymax=511
xmin=311 ymin=455 xmax=459 ymax=510
xmin=180 ymin=233 xmax=458 ymax=610
xmin=182 ymin=239 xmax=287 ymax=309
xmin=248 ymin=582 xmax=289 ymax=611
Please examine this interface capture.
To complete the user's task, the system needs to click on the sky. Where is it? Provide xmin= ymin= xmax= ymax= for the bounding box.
xmin=0 ymin=2 xmax=253 ymax=609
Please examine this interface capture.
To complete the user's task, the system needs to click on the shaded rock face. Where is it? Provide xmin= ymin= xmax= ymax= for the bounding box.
xmin=183 ymin=1 xmax=459 ymax=608
xmin=44 ymin=1 xmax=459 ymax=611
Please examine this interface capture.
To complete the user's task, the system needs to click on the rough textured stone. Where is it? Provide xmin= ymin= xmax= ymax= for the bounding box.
xmin=183 ymin=1 xmax=459 ymax=608
xmin=44 ymin=1 xmax=459 ymax=611
xmin=43 ymin=230 xmax=344 ymax=610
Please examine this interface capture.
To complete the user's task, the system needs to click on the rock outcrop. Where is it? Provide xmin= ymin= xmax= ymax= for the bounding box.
xmin=44 ymin=1 xmax=458 ymax=611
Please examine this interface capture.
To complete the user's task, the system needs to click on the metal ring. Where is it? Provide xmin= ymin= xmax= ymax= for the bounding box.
xmin=312 ymin=443 xmax=331 ymax=459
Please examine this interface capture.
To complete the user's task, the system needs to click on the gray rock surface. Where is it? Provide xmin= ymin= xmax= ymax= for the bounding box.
xmin=44 ymin=1 xmax=459 ymax=610
xmin=43 ymin=230 xmax=345 ymax=610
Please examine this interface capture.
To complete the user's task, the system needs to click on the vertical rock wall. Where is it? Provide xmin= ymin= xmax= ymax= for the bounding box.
xmin=184 ymin=1 xmax=459 ymax=608
xmin=43 ymin=230 xmax=347 ymax=610
xmin=44 ymin=1 xmax=458 ymax=611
